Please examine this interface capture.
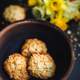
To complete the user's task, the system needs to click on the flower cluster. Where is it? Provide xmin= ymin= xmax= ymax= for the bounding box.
xmin=28 ymin=0 xmax=80 ymax=31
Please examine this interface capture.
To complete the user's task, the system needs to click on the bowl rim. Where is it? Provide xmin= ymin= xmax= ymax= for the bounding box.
xmin=0 ymin=20 xmax=75 ymax=80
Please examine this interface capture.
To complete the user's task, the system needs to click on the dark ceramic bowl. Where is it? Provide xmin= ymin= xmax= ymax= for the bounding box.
xmin=0 ymin=20 xmax=75 ymax=80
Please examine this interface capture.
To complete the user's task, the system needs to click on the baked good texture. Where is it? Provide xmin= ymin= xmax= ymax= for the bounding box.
xmin=22 ymin=38 xmax=47 ymax=57
xmin=3 ymin=5 xmax=26 ymax=22
xmin=28 ymin=53 xmax=56 ymax=79
xmin=4 ymin=53 xmax=29 ymax=80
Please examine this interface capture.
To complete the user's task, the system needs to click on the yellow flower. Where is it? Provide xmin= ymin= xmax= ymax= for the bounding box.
xmin=46 ymin=0 xmax=67 ymax=11
xmin=50 ymin=17 xmax=68 ymax=31
xmin=28 ymin=0 xmax=38 ymax=6
xmin=73 ymin=10 xmax=80 ymax=20
xmin=45 ymin=0 xmax=67 ymax=16
xmin=55 ymin=10 xmax=64 ymax=19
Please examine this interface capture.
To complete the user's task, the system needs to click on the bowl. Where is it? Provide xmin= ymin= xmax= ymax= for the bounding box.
xmin=0 ymin=20 xmax=75 ymax=80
